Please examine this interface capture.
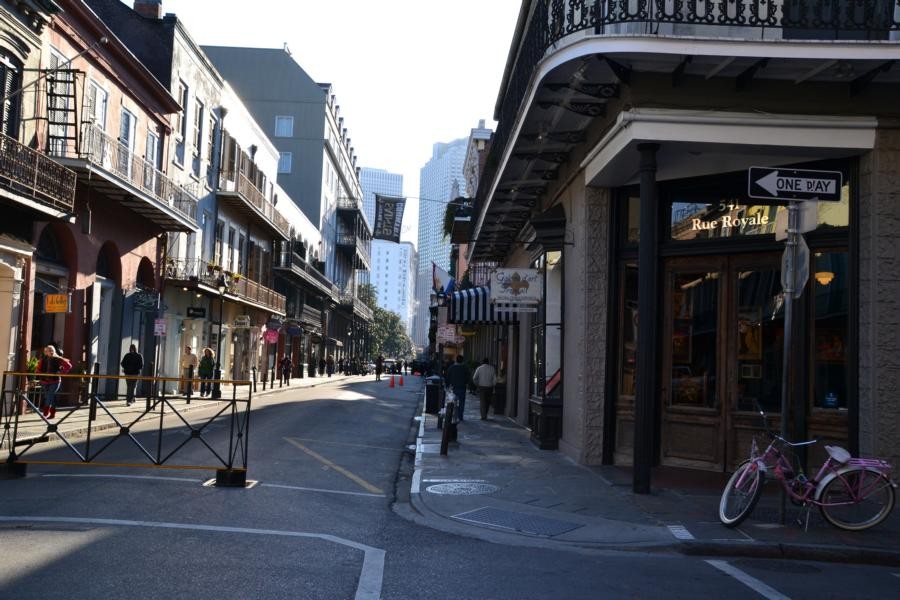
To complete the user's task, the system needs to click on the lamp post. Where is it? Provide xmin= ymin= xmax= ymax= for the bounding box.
xmin=212 ymin=276 xmax=227 ymax=399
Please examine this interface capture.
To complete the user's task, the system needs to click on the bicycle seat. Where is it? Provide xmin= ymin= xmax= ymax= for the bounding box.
xmin=825 ymin=445 xmax=851 ymax=464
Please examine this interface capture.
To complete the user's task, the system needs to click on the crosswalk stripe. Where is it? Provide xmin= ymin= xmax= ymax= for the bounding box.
xmin=705 ymin=560 xmax=792 ymax=600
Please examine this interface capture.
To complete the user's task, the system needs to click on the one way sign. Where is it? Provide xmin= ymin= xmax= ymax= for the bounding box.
xmin=748 ymin=167 xmax=842 ymax=202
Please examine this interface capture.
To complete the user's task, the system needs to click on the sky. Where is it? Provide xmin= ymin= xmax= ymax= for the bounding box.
xmin=137 ymin=0 xmax=522 ymax=246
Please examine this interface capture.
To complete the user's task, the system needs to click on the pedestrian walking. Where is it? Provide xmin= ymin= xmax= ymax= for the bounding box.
xmin=403 ymin=360 xmax=408 ymax=375
xmin=338 ymin=357 xmax=344 ymax=375
xmin=375 ymin=355 xmax=384 ymax=381
xmin=279 ymin=355 xmax=292 ymax=385
xmin=445 ymin=355 xmax=471 ymax=421
xmin=472 ymin=357 xmax=497 ymax=420
xmin=35 ymin=345 xmax=72 ymax=419
xmin=198 ymin=348 xmax=215 ymax=396
xmin=326 ymin=354 xmax=335 ymax=377
xmin=120 ymin=344 xmax=143 ymax=405
xmin=180 ymin=346 xmax=198 ymax=395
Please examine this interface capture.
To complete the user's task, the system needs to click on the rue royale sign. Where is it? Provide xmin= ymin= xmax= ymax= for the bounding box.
xmin=748 ymin=167 xmax=842 ymax=202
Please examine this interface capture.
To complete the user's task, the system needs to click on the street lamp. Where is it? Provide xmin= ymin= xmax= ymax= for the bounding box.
xmin=212 ymin=275 xmax=227 ymax=399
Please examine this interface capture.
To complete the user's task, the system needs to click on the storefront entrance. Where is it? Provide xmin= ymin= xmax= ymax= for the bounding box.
xmin=660 ymin=254 xmax=784 ymax=471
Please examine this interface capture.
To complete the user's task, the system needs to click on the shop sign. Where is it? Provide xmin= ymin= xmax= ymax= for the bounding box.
xmin=233 ymin=315 xmax=251 ymax=328
xmin=287 ymin=325 xmax=303 ymax=336
xmin=748 ymin=167 xmax=842 ymax=202
xmin=436 ymin=325 xmax=458 ymax=345
xmin=154 ymin=318 xmax=166 ymax=336
xmin=263 ymin=329 xmax=279 ymax=344
xmin=491 ymin=269 xmax=541 ymax=303
xmin=132 ymin=290 xmax=159 ymax=312
xmin=43 ymin=293 xmax=71 ymax=314
xmin=187 ymin=307 xmax=206 ymax=318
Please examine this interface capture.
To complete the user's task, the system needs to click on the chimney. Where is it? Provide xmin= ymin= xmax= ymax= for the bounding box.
xmin=134 ymin=0 xmax=163 ymax=19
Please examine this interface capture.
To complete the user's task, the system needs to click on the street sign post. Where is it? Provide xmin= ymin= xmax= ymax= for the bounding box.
xmin=781 ymin=234 xmax=809 ymax=298
xmin=748 ymin=167 xmax=842 ymax=202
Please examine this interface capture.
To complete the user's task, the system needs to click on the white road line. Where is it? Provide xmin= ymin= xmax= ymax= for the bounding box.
xmin=706 ymin=560 xmax=792 ymax=600
xmin=261 ymin=483 xmax=385 ymax=498
xmin=0 ymin=515 xmax=385 ymax=600
xmin=41 ymin=473 xmax=385 ymax=498
xmin=667 ymin=525 xmax=695 ymax=540
xmin=411 ymin=469 xmax=421 ymax=495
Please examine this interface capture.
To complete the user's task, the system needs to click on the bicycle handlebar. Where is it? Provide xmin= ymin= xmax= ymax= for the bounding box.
xmin=753 ymin=399 xmax=817 ymax=447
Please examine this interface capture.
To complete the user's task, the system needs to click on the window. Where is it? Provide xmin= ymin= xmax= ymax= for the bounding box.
xmin=214 ymin=220 xmax=225 ymax=266
xmin=176 ymin=80 xmax=188 ymax=139
xmin=118 ymin=108 xmax=136 ymax=178
xmin=192 ymin=99 xmax=204 ymax=157
xmin=531 ymin=251 xmax=563 ymax=401
xmin=274 ymin=116 xmax=294 ymax=137
xmin=85 ymin=81 xmax=108 ymax=130
xmin=278 ymin=152 xmax=292 ymax=174
xmin=227 ymin=227 xmax=236 ymax=271
xmin=206 ymin=115 xmax=216 ymax=163
xmin=143 ymin=131 xmax=159 ymax=192
xmin=0 ymin=51 xmax=22 ymax=138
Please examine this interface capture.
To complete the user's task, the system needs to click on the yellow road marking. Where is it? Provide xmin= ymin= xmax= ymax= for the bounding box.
xmin=284 ymin=438 xmax=383 ymax=495
xmin=285 ymin=438 xmax=402 ymax=453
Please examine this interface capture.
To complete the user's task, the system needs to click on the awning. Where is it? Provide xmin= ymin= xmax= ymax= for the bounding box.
xmin=448 ymin=286 xmax=522 ymax=324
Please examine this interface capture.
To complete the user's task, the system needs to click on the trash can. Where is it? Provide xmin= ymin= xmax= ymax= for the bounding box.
xmin=425 ymin=375 xmax=444 ymax=414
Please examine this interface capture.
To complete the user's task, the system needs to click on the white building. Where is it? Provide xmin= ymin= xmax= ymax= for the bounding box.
xmin=359 ymin=167 xmax=402 ymax=226
xmin=412 ymin=139 xmax=467 ymax=348
xmin=371 ymin=242 xmax=416 ymax=334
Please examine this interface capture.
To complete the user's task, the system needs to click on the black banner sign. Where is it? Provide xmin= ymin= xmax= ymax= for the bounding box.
xmin=373 ymin=194 xmax=405 ymax=243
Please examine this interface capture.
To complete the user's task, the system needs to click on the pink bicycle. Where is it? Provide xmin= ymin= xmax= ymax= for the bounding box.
xmin=719 ymin=406 xmax=896 ymax=531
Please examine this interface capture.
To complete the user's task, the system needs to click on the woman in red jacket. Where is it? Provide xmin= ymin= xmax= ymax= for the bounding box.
xmin=35 ymin=345 xmax=72 ymax=419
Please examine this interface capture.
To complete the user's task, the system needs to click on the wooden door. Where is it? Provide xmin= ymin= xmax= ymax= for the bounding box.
xmin=660 ymin=257 xmax=727 ymax=470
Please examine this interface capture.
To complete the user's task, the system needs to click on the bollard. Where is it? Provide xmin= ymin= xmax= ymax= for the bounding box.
xmin=440 ymin=401 xmax=455 ymax=456
xmin=251 ymin=367 xmax=257 ymax=393
xmin=186 ymin=364 xmax=194 ymax=404
xmin=88 ymin=363 xmax=100 ymax=422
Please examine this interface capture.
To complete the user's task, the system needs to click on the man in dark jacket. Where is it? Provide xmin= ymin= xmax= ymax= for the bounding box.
xmin=444 ymin=355 xmax=471 ymax=421
xmin=121 ymin=344 xmax=143 ymax=405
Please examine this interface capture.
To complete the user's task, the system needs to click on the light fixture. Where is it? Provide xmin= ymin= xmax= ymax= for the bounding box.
xmin=216 ymin=275 xmax=228 ymax=295
xmin=815 ymin=271 xmax=835 ymax=286
xmin=196 ymin=293 xmax=202 ymax=298
xmin=183 ymin=286 xmax=189 ymax=292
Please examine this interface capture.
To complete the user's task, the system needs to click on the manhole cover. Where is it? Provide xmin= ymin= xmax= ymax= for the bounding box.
xmin=426 ymin=482 xmax=499 ymax=495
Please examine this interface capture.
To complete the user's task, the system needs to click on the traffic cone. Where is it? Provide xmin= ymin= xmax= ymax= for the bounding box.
xmin=389 ymin=375 xmax=395 ymax=388
xmin=399 ymin=374 xmax=404 ymax=386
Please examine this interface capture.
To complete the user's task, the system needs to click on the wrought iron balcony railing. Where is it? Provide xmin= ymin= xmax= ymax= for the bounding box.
xmin=275 ymin=248 xmax=338 ymax=297
xmin=474 ymin=0 xmax=900 ymax=229
xmin=339 ymin=291 xmax=374 ymax=322
xmin=335 ymin=232 xmax=371 ymax=268
xmin=336 ymin=197 xmax=362 ymax=212
xmin=218 ymin=170 xmax=290 ymax=237
xmin=0 ymin=132 xmax=76 ymax=213
xmin=72 ymin=123 xmax=198 ymax=223
xmin=165 ymin=258 xmax=286 ymax=314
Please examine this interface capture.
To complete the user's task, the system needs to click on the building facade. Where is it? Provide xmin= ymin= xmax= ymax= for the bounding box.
xmin=466 ymin=1 xmax=900 ymax=488
xmin=371 ymin=241 xmax=416 ymax=334
xmin=412 ymin=138 xmax=467 ymax=348
xmin=359 ymin=167 xmax=402 ymax=226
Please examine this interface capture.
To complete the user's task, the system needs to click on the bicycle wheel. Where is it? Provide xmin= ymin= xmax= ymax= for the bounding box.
xmin=818 ymin=467 xmax=895 ymax=531
xmin=719 ymin=460 xmax=764 ymax=527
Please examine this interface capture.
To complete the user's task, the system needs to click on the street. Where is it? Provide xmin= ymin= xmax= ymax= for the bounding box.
xmin=1 ymin=378 xmax=898 ymax=599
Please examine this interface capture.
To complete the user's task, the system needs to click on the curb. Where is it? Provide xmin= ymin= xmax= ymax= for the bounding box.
xmin=679 ymin=540 xmax=900 ymax=567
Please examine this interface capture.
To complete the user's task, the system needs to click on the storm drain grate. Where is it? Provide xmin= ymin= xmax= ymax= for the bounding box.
xmin=426 ymin=482 xmax=499 ymax=495
xmin=452 ymin=507 xmax=583 ymax=537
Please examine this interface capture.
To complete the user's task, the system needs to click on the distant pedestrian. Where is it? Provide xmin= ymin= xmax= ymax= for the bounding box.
xmin=445 ymin=355 xmax=470 ymax=421
xmin=120 ymin=344 xmax=144 ymax=405
xmin=198 ymin=348 xmax=215 ymax=396
xmin=318 ymin=357 xmax=326 ymax=376
xmin=472 ymin=357 xmax=497 ymax=420
xmin=180 ymin=346 xmax=198 ymax=395
xmin=338 ymin=357 xmax=345 ymax=375
xmin=375 ymin=355 xmax=384 ymax=381
xmin=36 ymin=345 xmax=72 ymax=419
xmin=326 ymin=354 xmax=335 ymax=377
xmin=403 ymin=360 xmax=408 ymax=375
xmin=279 ymin=355 xmax=292 ymax=386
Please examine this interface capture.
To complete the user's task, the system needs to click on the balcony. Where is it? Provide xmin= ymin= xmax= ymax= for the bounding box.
xmin=51 ymin=123 xmax=198 ymax=232
xmin=335 ymin=232 xmax=371 ymax=270
xmin=274 ymin=246 xmax=339 ymax=300
xmin=0 ymin=132 xmax=76 ymax=217
xmin=218 ymin=170 xmax=290 ymax=240
xmin=470 ymin=0 xmax=900 ymax=261
xmin=165 ymin=258 xmax=286 ymax=315
xmin=339 ymin=292 xmax=374 ymax=323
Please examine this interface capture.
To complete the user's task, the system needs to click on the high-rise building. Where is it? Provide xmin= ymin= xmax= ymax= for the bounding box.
xmin=359 ymin=167 xmax=416 ymax=335
xmin=371 ymin=241 xmax=416 ymax=334
xmin=412 ymin=138 xmax=467 ymax=348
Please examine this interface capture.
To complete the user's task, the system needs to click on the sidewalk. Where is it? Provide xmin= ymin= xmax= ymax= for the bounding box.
xmin=408 ymin=387 xmax=900 ymax=565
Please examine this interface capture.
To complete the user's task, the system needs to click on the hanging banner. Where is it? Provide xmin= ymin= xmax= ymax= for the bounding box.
xmin=372 ymin=194 xmax=405 ymax=242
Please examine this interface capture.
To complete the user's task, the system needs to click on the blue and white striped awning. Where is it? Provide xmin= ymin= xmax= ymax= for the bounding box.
xmin=448 ymin=286 xmax=520 ymax=324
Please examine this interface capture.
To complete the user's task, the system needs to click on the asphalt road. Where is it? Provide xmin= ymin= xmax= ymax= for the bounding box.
xmin=1 ymin=378 xmax=899 ymax=599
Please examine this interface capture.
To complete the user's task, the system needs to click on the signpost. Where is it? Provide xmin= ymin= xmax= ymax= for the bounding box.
xmin=154 ymin=318 xmax=166 ymax=337
xmin=748 ymin=166 xmax=841 ymax=524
